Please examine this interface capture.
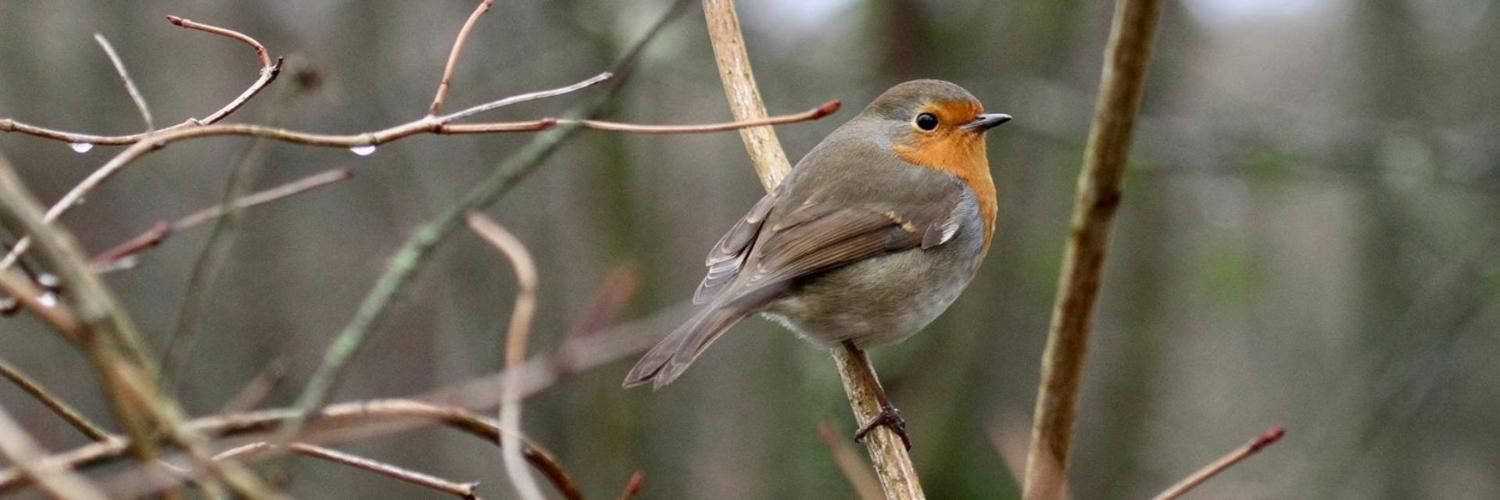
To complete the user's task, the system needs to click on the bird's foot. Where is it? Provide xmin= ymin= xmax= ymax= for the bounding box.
xmin=854 ymin=402 xmax=911 ymax=450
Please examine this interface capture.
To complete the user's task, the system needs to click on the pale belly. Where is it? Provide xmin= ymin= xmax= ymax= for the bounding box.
xmin=761 ymin=243 xmax=980 ymax=348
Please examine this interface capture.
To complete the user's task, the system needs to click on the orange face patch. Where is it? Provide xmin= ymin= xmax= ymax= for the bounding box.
xmin=892 ymin=100 xmax=998 ymax=247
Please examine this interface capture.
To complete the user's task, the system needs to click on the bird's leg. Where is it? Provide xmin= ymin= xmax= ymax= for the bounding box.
xmin=844 ymin=341 xmax=913 ymax=450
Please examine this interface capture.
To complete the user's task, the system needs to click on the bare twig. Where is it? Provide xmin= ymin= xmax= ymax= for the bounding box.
xmin=698 ymin=0 xmax=918 ymax=497
xmin=1021 ymin=0 xmax=1162 ymax=498
xmin=0 ymin=405 xmax=110 ymax=500
xmin=465 ymin=213 xmax=544 ymax=500
xmin=818 ymin=420 xmax=882 ymax=500
xmin=564 ymin=100 xmax=839 ymax=134
xmin=0 ymin=400 xmax=579 ymax=500
xmin=215 ymin=442 xmax=481 ymax=499
xmin=430 ymin=0 xmax=497 ymax=116
xmin=166 ymin=15 xmax=271 ymax=68
xmin=93 ymin=34 xmax=154 ymax=131
xmin=89 ymin=169 xmax=351 ymax=269
xmin=0 ymin=358 xmax=112 ymax=442
xmin=176 ymin=168 xmax=353 ymax=231
xmin=1152 ymin=426 xmax=1285 ymax=500
xmin=617 ymin=471 xmax=645 ymax=500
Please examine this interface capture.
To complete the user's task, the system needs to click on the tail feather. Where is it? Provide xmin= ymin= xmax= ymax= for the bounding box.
xmin=623 ymin=303 xmax=748 ymax=389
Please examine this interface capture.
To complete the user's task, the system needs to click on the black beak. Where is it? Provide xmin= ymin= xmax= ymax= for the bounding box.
xmin=962 ymin=113 xmax=1012 ymax=132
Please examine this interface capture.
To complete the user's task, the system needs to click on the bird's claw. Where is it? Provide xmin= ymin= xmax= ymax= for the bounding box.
xmin=854 ymin=402 xmax=911 ymax=450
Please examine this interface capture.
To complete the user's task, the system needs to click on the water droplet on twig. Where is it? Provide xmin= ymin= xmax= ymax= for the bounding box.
xmin=69 ymin=142 xmax=94 ymax=153
xmin=349 ymin=145 xmax=377 ymax=156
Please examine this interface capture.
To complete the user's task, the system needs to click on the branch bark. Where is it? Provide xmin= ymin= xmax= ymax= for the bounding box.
xmin=1021 ymin=0 xmax=1162 ymax=498
xmin=699 ymin=1 xmax=923 ymax=498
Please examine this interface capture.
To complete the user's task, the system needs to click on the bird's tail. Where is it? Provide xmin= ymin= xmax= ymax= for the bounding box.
xmin=623 ymin=302 xmax=750 ymax=389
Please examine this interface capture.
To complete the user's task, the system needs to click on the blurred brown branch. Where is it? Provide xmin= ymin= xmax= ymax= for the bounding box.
xmin=1022 ymin=0 xmax=1162 ymax=498
xmin=1152 ymin=426 xmax=1285 ymax=500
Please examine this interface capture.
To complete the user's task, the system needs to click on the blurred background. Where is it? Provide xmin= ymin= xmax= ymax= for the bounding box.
xmin=2 ymin=0 xmax=1498 ymax=498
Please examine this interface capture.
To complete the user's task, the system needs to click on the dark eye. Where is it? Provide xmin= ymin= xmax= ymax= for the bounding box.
xmin=914 ymin=112 xmax=939 ymax=131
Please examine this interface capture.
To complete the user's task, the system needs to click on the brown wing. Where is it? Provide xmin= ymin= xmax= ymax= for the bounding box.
xmin=716 ymin=190 xmax=968 ymax=307
xmin=693 ymin=193 xmax=776 ymax=304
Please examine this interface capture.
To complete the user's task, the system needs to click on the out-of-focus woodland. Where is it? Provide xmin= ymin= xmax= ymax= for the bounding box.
xmin=1 ymin=0 xmax=1497 ymax=498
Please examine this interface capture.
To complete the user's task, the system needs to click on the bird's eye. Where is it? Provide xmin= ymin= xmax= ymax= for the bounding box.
xmin=914 ymin=112 xmax=939 ymax=131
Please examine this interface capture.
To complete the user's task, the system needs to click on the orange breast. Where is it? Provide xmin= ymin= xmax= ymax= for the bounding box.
xmin=894 ymin=133 xmax=997 ymax=248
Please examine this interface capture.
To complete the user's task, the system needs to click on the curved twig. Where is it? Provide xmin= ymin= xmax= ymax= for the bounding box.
xmin=465 ymin=213 xmax=545 ymax=500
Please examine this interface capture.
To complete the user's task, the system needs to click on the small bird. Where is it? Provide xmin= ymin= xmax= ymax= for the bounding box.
xmin=624 ymin=80 xmax=1009 ymax=444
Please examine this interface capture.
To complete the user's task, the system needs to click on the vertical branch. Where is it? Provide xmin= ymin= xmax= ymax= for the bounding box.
xmin=1021 ymin=0 xmax=1162 ymax=499
xmin=699 ymin=0 xmax=923 ymax=497
xmin=701 ymin=0 xmax=793 ymax=192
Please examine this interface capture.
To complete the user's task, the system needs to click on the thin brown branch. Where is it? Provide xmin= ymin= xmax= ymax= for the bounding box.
xmin=616 ymin=471 xmax=645 ymax=500
xmin=1152 ymin=426 xmax=1285 ymax=500
xmin=0 ymin=358 xmax=112 ymax=442
xmin=439 ymin=72 xmax=612 ymax=123
xmin=0 ymin=405 xmax=110 ymax=500
xmin=430 ymin=0 xmax=497 ymax=116
xmin=818 ymin=420 xmax=882 ymax=500
xmin=564 ymin=99 xmax=840 ymax=134
xmin=166 ymin=15 xmax=271 ymax=68
xmin=0 ymin=400 xmax=580 ymax=500
xmin=215 ymin=442 xmax=480 ymax=499
xmin=1021 ymin=0 xmax=1162 ymax=498
xmin=466 ymin=212 xmax=545 ymax=500
xmin=89 ymin=169 xmax=352 ymax=269
xmin=699 ymin=0 xmax=918 ymax=496
xmin=175 ymin=168 xmax=352 ymax=230
xmin=93 ymin=34 xmax=154 ymax=131
xmin=294 ymin=443 xmax=482 ymax=499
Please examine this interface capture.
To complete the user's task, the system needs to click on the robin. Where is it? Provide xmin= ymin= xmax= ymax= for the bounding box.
xmin=624 ymin=79 xmax=1009 ymax=447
